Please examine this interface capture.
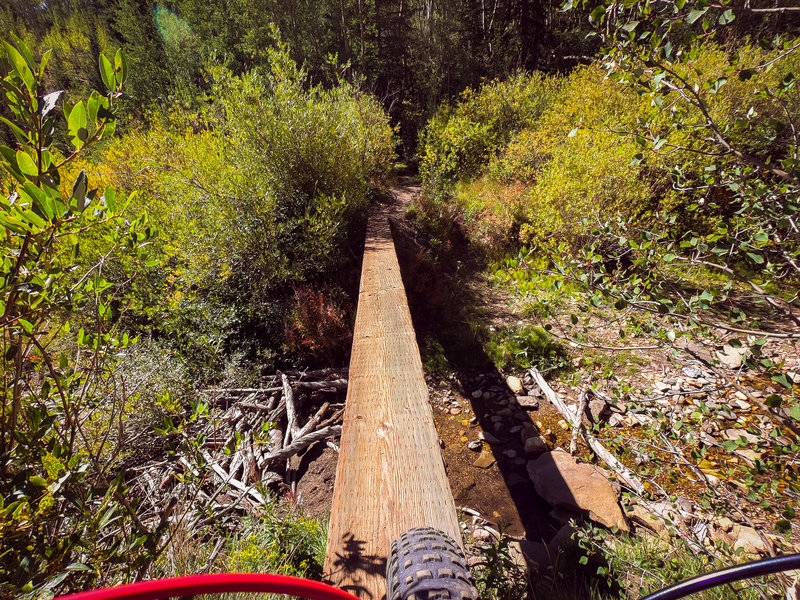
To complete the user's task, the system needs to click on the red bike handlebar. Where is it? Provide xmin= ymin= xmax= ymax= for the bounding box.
xmin=54 ymin=573 xmax=360 ymax=600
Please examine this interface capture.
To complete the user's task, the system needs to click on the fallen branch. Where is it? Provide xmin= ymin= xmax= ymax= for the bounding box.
xmin=570 ymin=389 xmax=589 ymax=455
xmin=529 ymin=367 xmax=646 ymax=495
xmin=263 ymin=424 xmax=343 ymax=465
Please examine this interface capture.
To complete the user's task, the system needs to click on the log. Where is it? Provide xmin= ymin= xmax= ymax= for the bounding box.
xmin=263 ymin=424 xmax=342 ymax=465
xmin=295 ymin=379 xmax=348 ymax=392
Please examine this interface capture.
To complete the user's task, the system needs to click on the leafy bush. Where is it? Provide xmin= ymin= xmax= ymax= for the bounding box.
xmin=576 ymin=524 xmax=778 ymax=600
xmin=0 ymin=37 xmax=166 ymax=596
xmin=78 ymin=40 xmax=396 ymax=372
xmin=451 ymin=178 xmax=528 ymax=254
xmin=226 ymin=506 xmax=327 ymax=579
xmin=418 ymin=72 xmax=560 ymax=195
xmin=485 ymin=325 xmax=567 ymax=373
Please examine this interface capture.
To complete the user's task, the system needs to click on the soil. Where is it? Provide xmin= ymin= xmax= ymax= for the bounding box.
xmin=294 ymin=444 xmax=339 ymax=519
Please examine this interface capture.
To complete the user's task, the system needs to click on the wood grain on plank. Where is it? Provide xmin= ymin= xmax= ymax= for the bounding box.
xmin=323 ymin=205 xmax=460 ymax=600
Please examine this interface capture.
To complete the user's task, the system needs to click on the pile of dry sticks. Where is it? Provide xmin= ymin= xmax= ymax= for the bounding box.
xmin=126 ymin=368 xmax=347 ymax=541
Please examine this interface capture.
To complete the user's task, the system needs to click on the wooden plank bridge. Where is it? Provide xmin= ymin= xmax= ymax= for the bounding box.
xmin=323 ymin=200 xmax=461 ymax=599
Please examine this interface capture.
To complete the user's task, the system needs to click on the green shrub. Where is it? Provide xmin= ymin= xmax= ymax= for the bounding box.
xmin=77 ymin=40 xmax=396 ymax=372
xmin=418 ymin=72 xmax=560 ymax=195
xmin=485 ymin=325 xmax=568 ymax=373
xmin=226 ymin=507 xmax=327 ymax=579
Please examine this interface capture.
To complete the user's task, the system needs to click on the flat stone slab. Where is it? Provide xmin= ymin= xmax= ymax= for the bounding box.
xmin=527 ymin=450 xmax=628 ymax=532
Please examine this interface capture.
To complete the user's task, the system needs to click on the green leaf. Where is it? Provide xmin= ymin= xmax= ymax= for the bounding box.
xmin=28 ymin=476 xmax=47 ymax=487
xmin=22 ymin=181 xmax=53 ymax=219
xmin=99 ymin=54 xmax=115 ymax=92
xmin=3 ymin=41 xmax=35 ymax=91
xmin=775 ymin=520 xmax=791 ymax=534
xmin=589 ymin=5 xmax=606 ymax=23
xmin=39 ymin=48 xmax=51 ymax=77
xmin=686 ymin=8 xmax=707 ymax=24
xmin=663 ymin=253 xmax=675 ymax=263
xmin=771 ymin=373 xmax=792 ymax=389
xmin=18 ymin=319 xmax=33 ymax=334
xmin=746 ymin=252 xmax=764 ymax=264
xmin=72 ymin=170 xmax=88 ymax=210
xmin=114 ymin=48 xmax=128 ymax=86
xmin=621 ymin=20 xmax=639 ymax=32
xmin=0 ymin=116 xmax=29 ymax=146
xmin=718 ymin=9 xmax=735 ymax=24
xmin=67 ymin=101 xmax=87 ymax=149
xmin=791 ymin=404 xmax=800 ymax=422
xmin=87 ymin=92 xmax=100 ymax=127
xmin=15 ymin=151 xmax=37 ymax=177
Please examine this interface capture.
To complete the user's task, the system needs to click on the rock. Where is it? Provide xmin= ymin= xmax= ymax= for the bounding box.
xmin=723 ymin=429 xmax=760 ymax=444
xmin=450 ymin=408 xmax=462 ymax=415
xmin=608 ymin=414 xmax=627 ymax=427
xmin=526 ymin=451 xmax=629 ymax=532
xmin=626 ymin=505 xmax=668 ymax=535
xmin=524 ymin=436 xmax=549 ymax=456
xmin=516 ymin=396 xmax=540 ymax=410
xmin=471 ymin=390 xmax=483 ymax=399
xmin=716 ymin=344 xmax=748 ymax=369
xmin=716 ymin=516 xmax=734 ymax=531
xmin=467 ymin=440 xmax=482 ymax=451
xmin=682 ymin=365 xmax=703 ymax=379
xmin=527 ymin=386 xmax=542 ymax=397
xmin=557 ymin=419 xmax=569 ymax=430
xmin=503 ymin=449 xmax=517 ymax=459
xmin=588 ymin=398 xmax=609 ymax=423
xmin=731 ymin=525 xmax=769 ymax=555
xmin=479 ymin=431 xmax=500 ymax=444
xmin=734 ymin=391 xmax=748 ymax=401
xmin=654 ymin=381 xmax=671 ymax=393
xmin=506 ymin=376 xmax=524 ymax=395
xmin=789 ymin=372 xmax=800 ymax=384
xmin=473 ymin=450 xmax=496 ymax=469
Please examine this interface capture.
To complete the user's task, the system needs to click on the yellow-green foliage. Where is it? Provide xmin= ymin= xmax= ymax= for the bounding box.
xmin=419 ymin=38 xmax=800 ymax=253
xmin=227 ymin=508 xmax=327 ymax=578
xmin=505 ymin=65 xmax=653 ymax=245
xmin=419 ymin=71 xmax=560 ymax=191
xmin=452 ymin=178 xmax=527 ymax=253
xmin=68 ymin=46 xmax=396 ymax=364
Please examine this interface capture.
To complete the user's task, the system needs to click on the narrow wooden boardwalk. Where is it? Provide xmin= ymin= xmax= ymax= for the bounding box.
xmin=323 ymin=199 xmax=461 ymax=600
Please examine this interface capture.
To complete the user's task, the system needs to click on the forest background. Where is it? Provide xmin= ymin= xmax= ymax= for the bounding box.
xmin=1 ymin=0 xmax=800 ymax=599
